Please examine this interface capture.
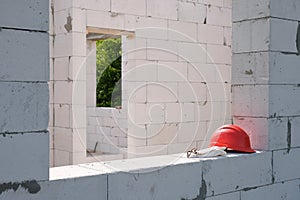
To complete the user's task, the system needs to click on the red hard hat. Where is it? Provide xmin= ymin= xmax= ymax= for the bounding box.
xmin=209 ymin=124 xmax=255 ymax=153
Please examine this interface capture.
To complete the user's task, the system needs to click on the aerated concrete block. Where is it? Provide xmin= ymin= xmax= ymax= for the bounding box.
xmin=0 ymin=0 xmax=48 ymax=31
xmin=202 ymin=152 xmax=272 ymax=196
xmin=108 ymin=162 xmax=202 ymax=200
xmin=0 ymin=29 xmax=49 ymax=82
xmin=0 ymin=82 xmax=49 ymax=133
xmin=232 ymin=0 xmax=270 ymax=22
xmin=242 ymin=179 xmax=300 ymax=200
xmin=273 ymin=148 xmax=300 ymax=182
xmin=0 ymin=132 xmax=49 ymax=182
xmin=147 ymin=0 xmax=178 ymax=20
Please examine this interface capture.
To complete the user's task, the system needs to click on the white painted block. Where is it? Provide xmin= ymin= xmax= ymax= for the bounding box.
xmin=216 ymin=64 xmax=231 ymax=83
xmin=54 ymin=127 xmax=73 ymax=152
xmin=147 ymin=0 xmax=178 ymax=20
xmin=0 ymin=29 xmax=49 ymax=81
xmin=167 ymin=141 xmax=197 ymax=154
xmin=182 ymin=103 xmax=196 ymax=122
xmin=72 ymin=33 xmax=86 ymax=57
xmin=124 ymin=60 xmax=157 ymax=81
xmin=168 ymin=20 xmax=197 ymax=42
xmin=111 ymin=0 xmax=146 ymax=15
xmin=198 ymin=24 xmax=223 ymax=45
xmin=53 ymin=81 xmax=72 ymax=104
xmin=72 ymin=8 xmax=87 ymax=33
xmin=84 ymin=0 xmax=110 ymax=11
xmin=207 ymin=82 xmax=230 ymax=102
xmin=53 ymin=33 xmax=72 ymax=57
xmin=190 ymin=82 xmax=207 ymax=102
xmin=165 ymin=103 xmax=182 ymax=123
xmin=147 ymin=39 xmax=178 ymax=61
xmin=125 ymin=16 xmax=168 ymax=40
xmin=178 ymin=42 xmax=206 ymax=63
xmin=178 ymin=1 xmax=206 ymax=23
xmin=146 ymin=103 xmax=165 ymax=124
xmin=147 ymin=83 xmax=178 ymax=103
xmin=201 ymin=0 xmax=223 ymax=7
xmin=147 ymin=123 xmax=178 ymax=145
xmin=0 ymin=83 xmax=49 ymax=133
xmin=70 ymin=105 xmax=87 ymax=129
xmin=270 ymin=18 xmax=298 ymax=53
xmin=178 ymin=82 xmax=202 ymax=103
xmin=54 ymin=104 xmax=71 ymax=128
xmin=53 ymin=149 xmax=71 ymax=167
xmin=232 ymin=0 xmax=270 ymax=22
xmin=233 ymin=117 xmax=269 ymax=150
xmin=70 ymin=56 xmax=86 ymax=81
xmin=54 ymin=57 xmax=69 ymax=81
xmin=223 ymin=27 xmax=232 ymax=47
xmin=108 ymin=162 xmax=202 ymax=200
xmin=123 ymin=81 xmax=147 ymax=103
xmin=241 ymin=179 xmax=300 ymax=200
xmin=0 ymin=132 xmax=49 ymax=182
xmin=178 ymin=122 xmax=204 ymax=143
xmin=72 ymin=81 xmax=86 ymax=105
xmin=223 ymin=0 xmax=232 ymax=8
xmin=127 ymin=122 xmax=147 ymax=147
xmin=202 ymin=152 xmax=272 ymax=195
xmin=207 ymin=44 xmax=232 ymax=65
xmin=157 ymin=61 xmax=188 ymax=82
xmin=0 ymin=0 xmax=48 ymax=31
xmin=87 ymin=10 xmax=125 ymax=30
xmin=54 ymin=9 xmax=70 ymax=34
xmin=273 ymin=148 xmax=300 ymax=182
xmin=73 ymin=128 xmax=87 ymax=153
xmin=207 ymin=6 xmax=231 ymax=27
xmin=118 ymin=137 xmax=128 ymax=148
xmin=123 ymin=38 xmax=147 ymax=60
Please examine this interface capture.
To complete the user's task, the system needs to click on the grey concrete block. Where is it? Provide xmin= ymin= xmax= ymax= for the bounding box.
xmin=273 ymin=148 xmax=300 ymax=182
xmin=108 ymin=162 xmax=203 ymax=200
xmin=202 ymin=152 xmax=273 ymax=196
xmin=0 ymin=29 xmax=49 ymax=82
xmin=269 ymin=52 xmax=300 ymax=84
xmin=232 ymin=0 xmax=270 ymax=22
xmin=241 ymin=179 xmax=300 ymax=200
xmin=0 ymin=0 xmax=49 ymax=31
xmin=0 ymin=175 xmax=107 ymax=200
xmin=0 ymin=132 xmax=49 ymax=183
xmin=269 ymin=85 xmax=300 ymax=117
xmin=270 ymin=0 xmax=300 ymax=21
xmin=0 ymin=82 xmax=49 ymax=133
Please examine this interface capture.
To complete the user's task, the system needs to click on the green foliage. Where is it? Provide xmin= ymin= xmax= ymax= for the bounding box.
xmin=96 ymin=38 xmax=122 ymax=107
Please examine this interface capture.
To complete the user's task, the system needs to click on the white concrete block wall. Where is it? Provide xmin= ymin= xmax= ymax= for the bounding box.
xmin=50 ymin=3 xmax=88 ymax=166
xmin=50 ymin=0 xmax=230 ymax=165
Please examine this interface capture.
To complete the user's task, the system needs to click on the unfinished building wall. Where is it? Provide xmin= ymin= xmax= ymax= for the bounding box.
xmin=124 ymin=0 xmax=232 ymax=158
xmin=50 ymin=0 xmax=232 ymax=165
